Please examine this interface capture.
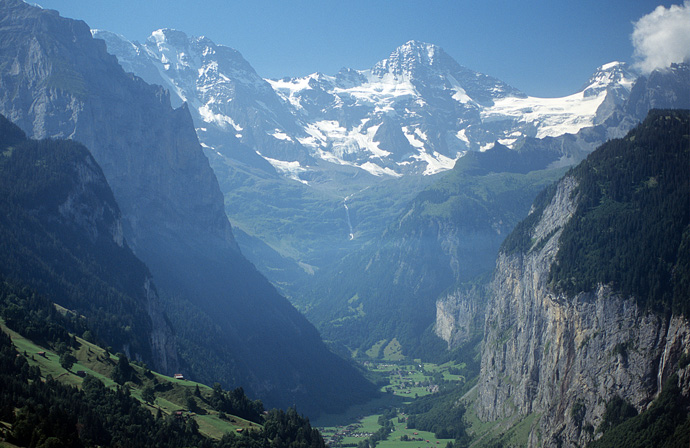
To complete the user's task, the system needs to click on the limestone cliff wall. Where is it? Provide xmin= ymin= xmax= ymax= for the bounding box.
xmin=476 ymin=174 xmax=690 ymax=447
xmin=56 ymin=139 xmax=180 ymax=373
xmin=435 ymin=285 xmax=484 ymax=350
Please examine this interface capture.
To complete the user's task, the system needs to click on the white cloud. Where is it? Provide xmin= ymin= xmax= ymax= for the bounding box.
xmin=631 ymin=1 xmax=690 ymax=74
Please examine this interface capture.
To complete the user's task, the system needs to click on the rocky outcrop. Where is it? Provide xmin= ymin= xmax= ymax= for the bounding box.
xmin=476 ymin=169 xmax=690 ymax=446
xmin=143 ymin=278 xmax=177 ymax=374
xmin=434 ymin=285 xmax=485 ymax=350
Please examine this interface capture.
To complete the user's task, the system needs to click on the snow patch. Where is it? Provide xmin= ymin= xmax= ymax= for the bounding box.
xmin=412 ymin=150 xmax=458 ymax=175
xmin=403 ymin=126 xmax=425 ymax=149
xmin=360 ymin=161 xmax=402 ymax=177
xmin=271 ymin=129 xmax=293 ymax=141
xmin=198 ymin=105 xmax=243 ymax=131
xmin=482 ymin=90 xmax=607 ymax=138
xmin=447 ymin=75 xmax=474 ymax=104
xmin=259 ymin=153 xmax=310 ymax=184
xmin=480 ymin=142 xmax=495 ymax=152
xmin=456 ymin=128 xmax=470 ymax=144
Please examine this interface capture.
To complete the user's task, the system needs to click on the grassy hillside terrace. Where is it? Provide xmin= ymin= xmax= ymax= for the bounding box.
xmin=0 ymin=319 xmax=256 ymax=440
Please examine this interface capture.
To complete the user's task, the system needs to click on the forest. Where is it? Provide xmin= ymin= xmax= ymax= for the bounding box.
xmin=550 ymin=110 xmax=690 ymax=316
xmin=0 ymin=276 xmax=327 ymax=448
xmin=502 ymin=110 xmax=690 ymax=317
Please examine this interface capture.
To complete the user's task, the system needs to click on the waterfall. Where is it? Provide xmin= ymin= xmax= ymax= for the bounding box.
xmin=344 ymin=195 xmax=354 ymax=240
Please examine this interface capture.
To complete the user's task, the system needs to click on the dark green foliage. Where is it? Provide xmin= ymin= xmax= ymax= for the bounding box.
xmin=0 ymin=278 xmax=87 ymax=349
xmin=0 ymin=114 xmax=156 ymax=362
xmin=210 ymin=383 xmax=264 ymax=424
xmin=0 ymin=329 xmax=210 ymax=448
xmin=588 ymin=374 xmax=690 ymax=448
xmin=548 ymin=110 xmax=690 ymax=316
xmin=263 ymin=407 xmax=326 ymax=448
xmin=598 ymin=396 xmax=638 ymax=434
xmin=59 ymin=351 xmax=77 ymax=371
xmin=112 ymin=354 xmax=135 ymax=385
xmin=187 ymin=396 xmax=200 ymax=413
xmin=405 ymin=385 xmax=471 ymax=441
xmin=0 ymin=309 xmax=329 ymax=448
xmin=142 ymin=385 xmax=156 ymax=404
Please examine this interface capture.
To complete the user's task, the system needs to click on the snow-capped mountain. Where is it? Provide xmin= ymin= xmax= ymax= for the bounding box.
xmin=268 ymin=40 xmax=527 ymax=176
xmin=94 ymin=29 xmax=311 ymax=168
xmin=481 ymin=61 xmax=636 ymax=144
xmin=95 ymin=31 xmax=636 ymax=180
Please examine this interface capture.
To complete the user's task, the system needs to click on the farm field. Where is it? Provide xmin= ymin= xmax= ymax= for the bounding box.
xmin=321 ymin=411 xmax=453 ymax=448
xmin=317 ymin=357 xmax=468 ymax=448
xmin=368 ymin=360 xmax=467 ymax=399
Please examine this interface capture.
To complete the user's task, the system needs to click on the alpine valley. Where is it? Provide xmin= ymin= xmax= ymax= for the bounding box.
xmin=0 ymin=0 xmax=689 ymax=447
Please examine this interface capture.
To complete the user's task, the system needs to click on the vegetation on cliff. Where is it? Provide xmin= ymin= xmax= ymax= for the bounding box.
xmin=550 ymin=109 xmax=690 ymax=316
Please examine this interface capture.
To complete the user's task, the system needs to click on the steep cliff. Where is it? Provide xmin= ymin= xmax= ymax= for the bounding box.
xmin=0 ymin=114 xmax=177 ymax=372
xmin=476 ymin=110 xmax=690 ymax=447
xmin=0 ymin=0 xmax=375 ymax=415
xmin=434 ymin=285 xmax=485 ymax=351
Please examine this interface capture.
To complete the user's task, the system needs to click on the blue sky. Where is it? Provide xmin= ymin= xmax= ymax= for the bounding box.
xmin=35 ymin=1 xmax=681 ymax=97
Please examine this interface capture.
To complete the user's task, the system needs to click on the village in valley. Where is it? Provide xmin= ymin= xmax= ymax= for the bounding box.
xmin=316 ymin=356 xmax=467 ymax=448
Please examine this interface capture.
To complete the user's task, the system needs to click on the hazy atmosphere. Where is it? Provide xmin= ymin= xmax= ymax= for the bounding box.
xmin=1 ymin=0 xmax=689 ymax=447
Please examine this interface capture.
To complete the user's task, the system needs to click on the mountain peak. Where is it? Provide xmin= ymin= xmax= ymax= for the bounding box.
xmin=372 ymin=40 xmax=449 ymax=78
xmin=149 ymin=28 xmax=191 ymax=46
xmin=582 ymin=61 xmax=636 ymax=97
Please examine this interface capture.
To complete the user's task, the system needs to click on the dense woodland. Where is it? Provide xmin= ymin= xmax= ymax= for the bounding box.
xmin=0 ymin=276 xmax=327 ymax=448
xmin=503 ymin=110 xmax=690 ymax=317
xmin=550 ymin=110 xmax=690 ymax=316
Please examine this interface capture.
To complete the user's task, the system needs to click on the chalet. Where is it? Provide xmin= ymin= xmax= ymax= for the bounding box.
xmin=37 ymin=351 xmax=46 ymax=357
xmin=76 ymin=370 xmax=86 ymax=377
xmin=174 ymin=373 xmax=184 ymax=380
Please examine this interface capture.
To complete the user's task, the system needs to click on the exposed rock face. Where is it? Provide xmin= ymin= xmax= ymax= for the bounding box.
xmin=0 ymin=0 xmax=375 ymax=414
xmin=97 ymin=31 xmax=639 ymax=180
xmin=625 ymin=63 xmax=690 ymax=121
xmin=0 ymin=114 xmax=179 ymax=372
xmin=0 ymin=0 xmax=237 ymax=271
xmin=0 ymin=0 xmax=222 ymax=372
xmin=476 ymin=172 xmax=690 ymax=446
xmin=144 ymin=278 xmax=177 ymax=373
xmin=93 ymin=28 xmax=310 ymax=165
xmin=57 ymin=147 xmax=177 ymax=373
xmin=434 ymin=286 xmax=484 ymax=349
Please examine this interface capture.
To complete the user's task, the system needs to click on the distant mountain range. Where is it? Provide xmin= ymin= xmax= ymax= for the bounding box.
xmin=95 ymin=30 xmax=637 ymax=180
xmin=92 ymin=26 xmax=690 ymax=360
xmin=1 ymin=2 xmax=689 ymax=445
